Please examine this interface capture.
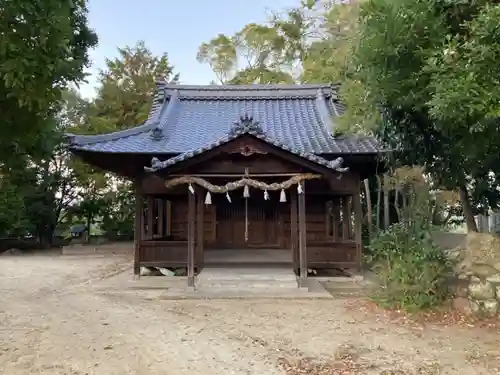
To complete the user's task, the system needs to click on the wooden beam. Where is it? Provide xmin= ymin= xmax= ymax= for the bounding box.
xmin=353 ymin=189 xmax=363 ymax=271
xmin=196 ymin=188 xmax=204 ymax=268
xmin=169 ymin=173 xmax=317 ymax=178
xmin=298 ymin=182 xmax=307 ymax=287
xmin=153 ymin=134 xmax=337 ymax=178
xmin=290 ymin=190 xmax=298 ymax=273
xmin=187 ymin=191 xmax=196 ymax=287
xmin=134 ymin=180 xmax=143 ymax=276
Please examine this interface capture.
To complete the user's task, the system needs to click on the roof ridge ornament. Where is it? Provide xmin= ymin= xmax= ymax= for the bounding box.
xmin=328 ymin=157 xmax=349 ymax=172
xmin=228 ymin=113 xmax=264 ymax=137
xmin=150 ymin=126 xmax=164 ymax=141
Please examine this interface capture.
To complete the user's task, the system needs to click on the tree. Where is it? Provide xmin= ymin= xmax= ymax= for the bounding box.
xmin=0 ymin=0 xmax=97 ymax=167
xmin=301 ymin=1 xmax=381 ymax=134
xmin=196 ymin=6 xmax=319 ymax=84
xmin=0 ymin=176 xmax=26 ymax=237
xmin=67 ymin=42 xmax=180 ymax=240
xmin=0 ymin=127 xmax=82 ymax=245
xmin=101 ymin=183 xmax=135 ymax=240
xmin=84 ymin=41 xmax=179 ymax=134
xmin=349 ymin=0 xmax=500 ymax=231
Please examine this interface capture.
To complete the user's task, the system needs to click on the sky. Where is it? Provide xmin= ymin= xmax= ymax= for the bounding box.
xmin=80 ymin=0 xmax=299 ymax=98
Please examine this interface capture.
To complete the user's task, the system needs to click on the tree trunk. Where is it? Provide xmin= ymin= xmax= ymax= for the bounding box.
xmin=394 ymin=186 xmax=401 ymax=222
xmin=383 ymin=174 xmax=390 ymax=229
xmin=363 ymin=179 xmax=372 ymax=240
xmin=37 ymin=225 xmax=53 ymax=249
xmin=86 ymin=213 xmax=92 ymax=243
xmin=375 ymin=175 xmax=382 ymax=233
xmin=458 ymin=185 xmax=478 ymax=232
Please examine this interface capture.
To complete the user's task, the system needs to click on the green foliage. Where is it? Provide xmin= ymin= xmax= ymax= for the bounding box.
xmin=197 ymin=34 xmax=238 ymax=84
xmin=0 ymin=177 xmax=26 ymax=236
xmin=101 ymin=185 xmax=135 ymax=239
xmin=85 ymin=41 xmax=179 ymax=134
xmin=65 ymin=42 xmax=173 ymax=243
xmin=367 ymin=174 xmax=453 ymax=311
xmin=0 ymin=0 xmax=97 ymax=166
xmin=368 ymin=222 xmax=452 ymax=311
xmin=13 ymin=132 xmax=81 ymax=245
xmin=196 ymin=7 xmax=316 ymax=84
xmin=349 ymin=0 xmax=500 ymax=230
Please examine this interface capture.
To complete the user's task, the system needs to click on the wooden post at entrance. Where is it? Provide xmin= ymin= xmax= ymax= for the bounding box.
xmin=196 ymin=188 xmax=204 ymax=267
xmin=158 ymin=198 xmax=164 ymax=237
xmin=353 ymin=189 xmax=363 ymax=271
xmin=147 ymin=196 xmax=154 ymax=239
xmin=297 ymin=181 xmax=307 ymax=287
xmin=290 ymin=190 xmax=298 ymax=274
xmin=133 ymin=180 xmax=143 ymax=276
xmin=187 ymin=190 xmax=196 ymax=287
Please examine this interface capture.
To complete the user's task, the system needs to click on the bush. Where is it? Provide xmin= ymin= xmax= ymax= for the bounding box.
xmin=367 ymin=222 xmax=453 ymax=311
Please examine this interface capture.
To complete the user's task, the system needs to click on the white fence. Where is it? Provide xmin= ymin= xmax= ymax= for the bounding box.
xmin=475 ymin=213 xmax=500 ymax=233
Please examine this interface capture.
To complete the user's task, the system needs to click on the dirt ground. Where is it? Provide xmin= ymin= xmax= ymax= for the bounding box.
xmin=1 ymin=249 xmax=499 ymax=375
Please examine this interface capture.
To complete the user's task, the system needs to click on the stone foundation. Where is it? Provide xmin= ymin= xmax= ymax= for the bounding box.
xmin=457 ymin=232 xmax=500 ymax=317
xmin=467 ymin=276 xmax=500 ymax=316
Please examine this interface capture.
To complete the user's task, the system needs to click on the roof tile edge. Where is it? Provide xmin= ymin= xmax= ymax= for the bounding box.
xmin=66 ymin=79 xmax=173 ymax=146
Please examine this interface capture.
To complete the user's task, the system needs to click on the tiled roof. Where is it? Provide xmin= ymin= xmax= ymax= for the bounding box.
xmin=67 ymin=83 xmax=382 ymax=156
xmin=144 ymin=114 xmax=350 ymax=172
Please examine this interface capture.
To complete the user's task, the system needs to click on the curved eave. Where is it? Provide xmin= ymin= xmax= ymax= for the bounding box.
xmin=64 ymin=89 xmax=180 ymax=148
xmin=65 ymin=123 xmax=151 ymax=146
xmin=67 ymin=144 xmax=177 ymax=155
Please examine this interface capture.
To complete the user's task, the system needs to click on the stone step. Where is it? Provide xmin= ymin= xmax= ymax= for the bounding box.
xmin=196 ymin=267 xmax=299 ymax=291
xmin=197 ymin=282 xmax=299 ymax=290
xmin=319 ymin=280 xmax=372 ymax=298
xmin=197 ymin=267 xmax=297 ymax=282
xmin=160 ymin=288 xmax=333 ymax=299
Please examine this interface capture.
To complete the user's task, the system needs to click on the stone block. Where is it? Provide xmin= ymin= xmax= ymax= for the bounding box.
xmin=487 ymin=273 xmax=500 ymax=283
xmin=469 ymin=299 xmax=498 ymax=317
xmin=466 ymin=232 xmax=500 ymax=269
xmin=468 ymin=281 xmax=495 ymax=300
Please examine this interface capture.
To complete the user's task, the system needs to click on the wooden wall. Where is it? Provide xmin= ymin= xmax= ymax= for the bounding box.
xmin=136 ymin=140 xmax=362 ymax=270
xmin=137 ymin=192 xmax=358 ymax=269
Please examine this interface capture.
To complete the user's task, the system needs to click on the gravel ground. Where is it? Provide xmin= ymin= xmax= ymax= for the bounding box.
xmin=1 ymin=250 xmax=499 ymax=375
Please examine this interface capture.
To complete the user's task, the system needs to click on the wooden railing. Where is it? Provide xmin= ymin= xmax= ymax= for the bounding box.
xmin=305 ymin=240 xmax=357 ymax=268
xmin=139 ymin=239 xmax=358 ymax=270
xmin=138 ymin=240 xmax=188 ymax=267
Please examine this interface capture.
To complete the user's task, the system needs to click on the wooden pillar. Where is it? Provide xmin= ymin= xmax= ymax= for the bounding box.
xmin=342 ymin=196 xmax=350 ymax=240
xmin=196 ymin=189 xmax=204 ymax=268
xmin=147 ymin=196 xmax=154 ymax=240
xmin=353 ymin=189 xmax=363 ymax=271
xmin=298 ymin=182 xmax=307 ymax=287
xmin=166 ymin=200 xmax=172 ymax=236
xmin=187 ymin=191 xmax=196 ymax=287
xmin=158 ymin=198 xmax=165 ymax=237
xmin=134 ymin=180 xmax=143 ymax=276
xmin=332 ymin=198 xmax=340 ymax=242
xmin=290 ymin=190 xmax=298 ymax=273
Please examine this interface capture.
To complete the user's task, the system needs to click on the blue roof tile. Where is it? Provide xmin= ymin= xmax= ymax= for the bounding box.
xmin=144 ymin=114 xmax=350 ymax=173
xmin=67 ymin=83 xmax=382 ymax=155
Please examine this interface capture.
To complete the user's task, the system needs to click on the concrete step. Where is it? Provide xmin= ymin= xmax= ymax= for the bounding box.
xmin=197 ymin=267 xmax=297 ymax=282
xmin=196 ymin=267 xmax=299 ymax=291
xmin=197 ymin=283 xmax=300 ymax=291
xmin=160 ymin=288 xmax=333 ymax=299
xmin=319 ymin=280 xmax=373 ymax=298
